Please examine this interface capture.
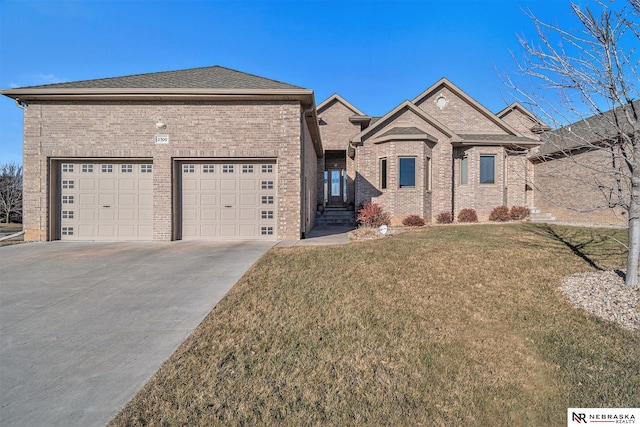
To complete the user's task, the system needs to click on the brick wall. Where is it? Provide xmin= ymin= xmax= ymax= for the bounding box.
xmin=533 ymin=149 xmax=629 ymax=226
xmin=415 ymin=86 xmax=505 ymax=134
xmin=355 ymin=108 xmax=450 ymax=223
xmin=22 ymin=100 xmax=306 ymax=241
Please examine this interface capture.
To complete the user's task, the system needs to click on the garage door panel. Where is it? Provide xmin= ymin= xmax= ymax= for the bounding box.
xmin=239 ymin=208 xmax=256 ymax=220
xmin=79 ymin=180 xmax=96 ymax=190
xmin=240 ymin=180 xmax=256 ymax=190
xmin=119 ymin=179 xmax=136 ymax=191
xmin=79 ymin=194 xmax=96 ymax=205
xmin=220 ymin=194 xmax=236 ymax=205
xmin=201 ymin=209 xmax=217 ymax=220
xmin=119 ymin=209 xmax=135 ymax=221
xmin=200 ymin=225 xmax=219 ymax=237
xmin=201 ymin=180 xmax=217 ymax=191
xmin=220 ymin=180 xmax=236 ymax=190
xmin=220 ymin=208 xmax=238 ymax=221
xmin=60 ymin=161 xmax=153 ymax=241
xmin=79 ymin=208 xmax=96 ymax=221
xmin=139 ymin=178 xmax=152 ymax=189
xmin=200 ymin=195 xmax=218 ymax=205
xmin=139 ymin=194 xmax=153 ymax=205
xmin=139 ymin=209 xmax=153 ymax=221
xmin=182 ymin=179 xmax=197 ymax=191
xmin=239 ymin=194 xmax=256 ymax=206
xmin=118 ymin=194 xmax=135 ymax=206
xmin=100 ymin=179 xmax=115 ymax=190
xmin=183 ymin=209 xmax=198 ymax=221
xmin=220 ymin=225 xmax=237 ymax=237
xmin=239 ymin=225 xmax=257 ymax=236
xmin=99 ymin=208 xmax=115 ymax=221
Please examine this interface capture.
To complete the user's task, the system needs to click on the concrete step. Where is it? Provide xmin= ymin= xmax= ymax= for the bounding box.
xmin=528 ymin=212 xmax=556 ymax=222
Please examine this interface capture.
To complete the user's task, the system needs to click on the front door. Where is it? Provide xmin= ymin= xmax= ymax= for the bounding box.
xmin=328 ymin=169 xmax=344 ymax=206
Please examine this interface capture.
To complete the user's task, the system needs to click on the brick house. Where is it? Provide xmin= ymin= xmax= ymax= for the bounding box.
xmin=529 ymin=101 xmax=639 ymax=227
xmin=1 ymin=65 xmax=628 ymax=242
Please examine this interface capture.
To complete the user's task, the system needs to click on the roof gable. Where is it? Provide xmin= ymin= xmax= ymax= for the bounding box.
xmin=412 ymin=78 xmax=522 ymax=136
xmin=317 ymin=94 xmax=364 ymax=115
xmin=350 ymin=100 xmax=460 ymax=144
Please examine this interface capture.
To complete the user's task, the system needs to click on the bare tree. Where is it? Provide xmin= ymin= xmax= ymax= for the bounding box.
xmin=506 ymin=0 xmax=639 ymax=287
xmin=0 ymin=162 xmax=23 ymax=224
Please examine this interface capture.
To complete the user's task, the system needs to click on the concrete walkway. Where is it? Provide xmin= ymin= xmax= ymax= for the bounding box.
xmin=277 ymin=225 xmax=354 ymax=247
xmin=0 ymin=240 xmax=273 ymax=427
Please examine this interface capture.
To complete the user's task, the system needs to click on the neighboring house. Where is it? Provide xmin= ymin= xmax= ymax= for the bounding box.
xmin=529 ymin=101 xmax=639 ymax=227
xmin=1 ymin=65 xmax=627 ymax=242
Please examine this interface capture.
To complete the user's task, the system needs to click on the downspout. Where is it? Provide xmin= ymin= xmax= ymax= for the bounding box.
xmin=300 ymin=105 xmax=314 ymax=239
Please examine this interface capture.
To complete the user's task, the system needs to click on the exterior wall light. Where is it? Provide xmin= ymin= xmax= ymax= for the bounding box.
xmin=156 ymin=122 xmax=167 ymax=130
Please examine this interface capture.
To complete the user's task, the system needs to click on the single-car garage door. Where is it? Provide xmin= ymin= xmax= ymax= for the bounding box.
xmin=59 ymin=161 xmax=153 ymax=241
xmin=181 ymin=161 xmax=277 ymax=240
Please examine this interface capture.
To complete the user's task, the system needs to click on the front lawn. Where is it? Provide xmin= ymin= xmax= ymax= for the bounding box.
xmin=110 ymin=223 xmax=639 ymax=426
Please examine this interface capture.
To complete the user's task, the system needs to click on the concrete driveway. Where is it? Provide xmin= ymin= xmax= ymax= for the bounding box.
xmin=0 ymin=240 xmax=274 ymax=427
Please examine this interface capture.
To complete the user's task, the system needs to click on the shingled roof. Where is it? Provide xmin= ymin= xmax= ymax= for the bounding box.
xmin=12 ymin=65 xmax=304 ymax=90
xmin=537 ymin=100 xmax=639 ymax=156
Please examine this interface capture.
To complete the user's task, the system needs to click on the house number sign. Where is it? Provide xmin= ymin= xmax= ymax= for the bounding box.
xmin=155 ymin=134 xmax=169 ymax=144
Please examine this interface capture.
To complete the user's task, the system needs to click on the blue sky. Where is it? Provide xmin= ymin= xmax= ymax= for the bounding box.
xmin=0 ymin=0 xmax=592 ymax=165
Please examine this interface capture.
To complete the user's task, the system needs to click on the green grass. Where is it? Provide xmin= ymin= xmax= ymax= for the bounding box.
xmin=110 ymin=223 xmax=639 ymax=426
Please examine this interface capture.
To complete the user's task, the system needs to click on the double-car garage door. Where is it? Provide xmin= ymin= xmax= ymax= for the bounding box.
xmin=58 ymin=160 xmax=277 ymax=241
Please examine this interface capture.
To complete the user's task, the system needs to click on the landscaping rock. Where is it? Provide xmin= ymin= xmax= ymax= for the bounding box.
xmin=559 ymin=270 xmax=639 ymax=332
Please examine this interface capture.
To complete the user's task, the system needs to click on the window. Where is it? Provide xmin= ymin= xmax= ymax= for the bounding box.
xmin=62 ymin=180 xmax=74 ymax=189
xmin=62 ymin=164 xmax=74 ymax=173
xmin=261 ymin=180 xmax=274 ymax=190
xmin=81 ymin=164 xmax=94 ymax=173
xmin=261 ymin=195 xmax=274 ymax=204
xmin=261 ymin=210 xmax=274 ymax=219
xmin=101 ymin=164 xmax=113 ymax=173
xmin=480 ymin=155 xmax=495 ymax=184
xmin=61 ymin=227 xmax=74 ymax=236
xmin=261 ymin=164 xmax=273 ymax=173
xmin=62 ymin=210 xmax=74 ymax=219
xmin=380 ymin=158 xmax=387 ymax=190
xmin=399 ymin=157 xmax=416 ymax=188
xmin=182 ymin=164 xmax=194 ymax=173
xmin=203 ymin=164 xmax=215 ymax=173
xmin=62 ymin=195 xmax=74 ymax=204
xmin=261 ymin=226 xmax=274 ymax=235
xmin=222 ymin=164 xmax=234 ymax=173
xmin=121 ymin=164 xmax=133 ymax=173
xmin=461 ymin=157 xmax=468 ymax=185
xmin=242 ymin=164 xmax=254 ymax=173
xmin=141 ymin=164 xmax=153 ymax=173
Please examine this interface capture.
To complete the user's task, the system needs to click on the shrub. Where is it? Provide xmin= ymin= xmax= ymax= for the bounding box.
xmin=356 ymin=202 xmax=390 ymax=227
xmin=402 ymin=215 xmax=425 ymax=227
xmin=457 ymin=208 xmax=478 ymax=223
xmin=489 ymin=205 xmax=510 ymax=222
xmin=510 ymin=206 xmax=530 ymax=220
xmin=436 ymin=211 xmax=453 ymax=224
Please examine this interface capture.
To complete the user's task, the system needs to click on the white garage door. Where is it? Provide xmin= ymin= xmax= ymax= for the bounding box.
xmin=181 ymin=161 xmax=277 ymax=240
xmin=59 ymin=161 xmax=153 ymax=241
